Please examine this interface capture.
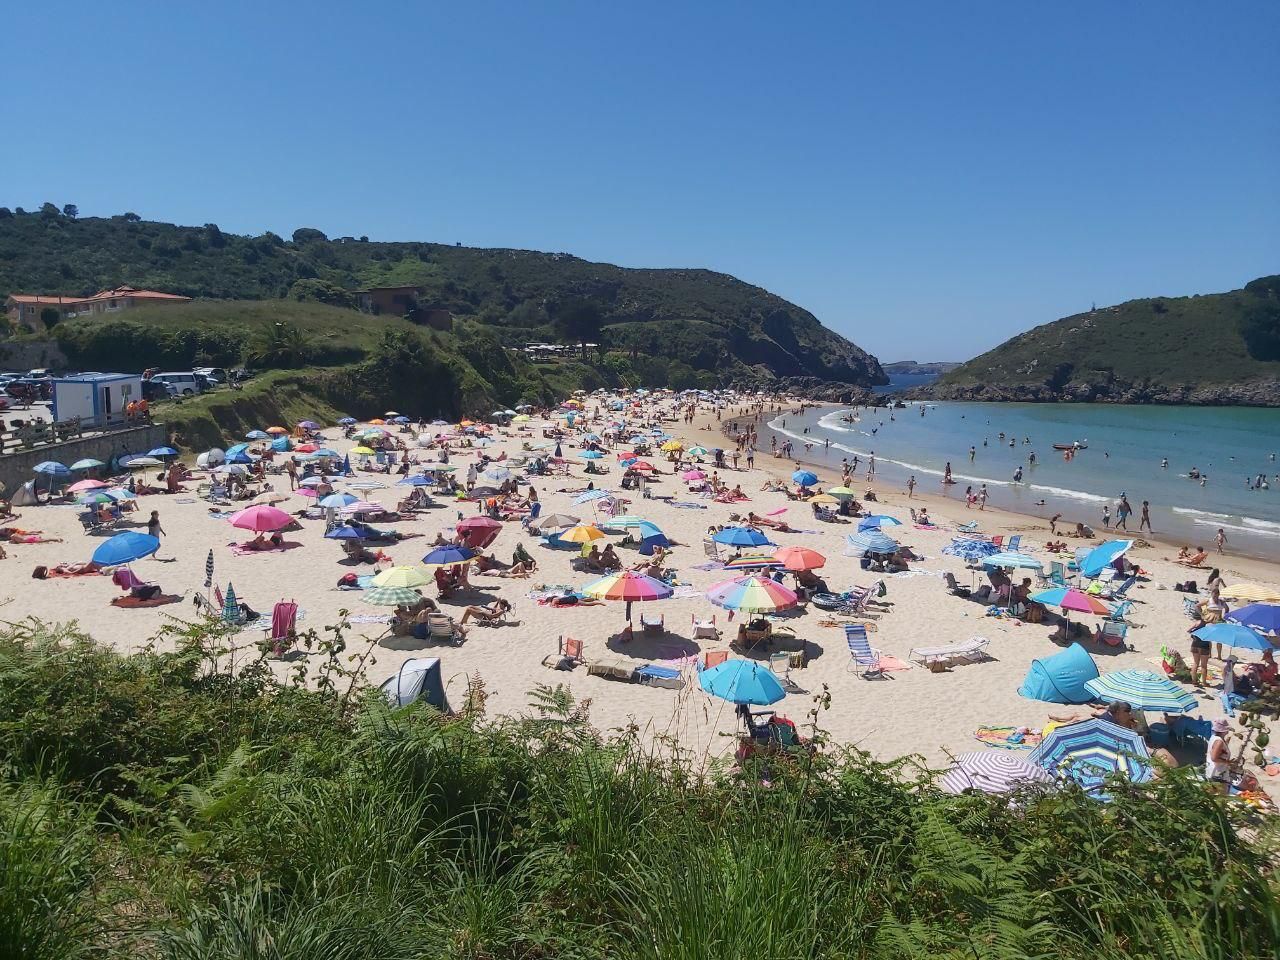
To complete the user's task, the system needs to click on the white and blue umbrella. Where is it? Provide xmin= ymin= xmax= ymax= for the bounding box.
xmin=857 ymin=514 xmax=903 ymax=531
xmin=578 ymin=450 xmax=605 ymax=459
xmin=845 ymin=530 xmax=899 ymax=556
xmin=1029 ymin=718 xmax=1152 ymax=801
xmin=1083 ymin=670 xmax=1198 ymax=714
xmin=943 ymin=538 xmax=999 ymax=561
xmin=574 ymin=488 xmax=613 ymax=504
xmin=319 ymin=493 xmax=358 ymax=509
xmin=1079 ymin=539 xmax=1134 ymax=578
xmin=33 ymin=460 xmax=69 ymax=476
xmin=981 ymin=552 xmax=1043 ymax=571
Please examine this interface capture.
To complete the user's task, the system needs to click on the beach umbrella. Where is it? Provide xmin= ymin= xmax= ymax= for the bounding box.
xmin=363 ymin=585 xmax=422 ymax=607
xmin=808 ymin=493 xmax=840 ymax=505
xmin=1083 ymin=670 xmax=1198 ymax=714
xmin=940 ymin=752 xmax=1055 ymax=795
xmin=324 ymin=525 xmax=367 ymax=540
xmin=245 ymin=430 xmax=270 ymax=440
xmin=857 ymin=514 xmax=903 ymax=530
xmin=319 ymin=493 xmax=358 ymax=509
xmin=213 ymin=464 xmax=250 ymax=476
xmin=680 ymin=469 xmax=706 ymax=481
xmin=294 ymin=443 xmax=319 ymax=454
xmin=223 ymin=583 xmax=240 ymax=622
xmin=660 ymin=440 xmax=683 ymax=451
xmin=92 ymin=531 xmax=159 ymax=566
xmin=712 ymin=526 xmax=774 ymax=547
xmin=687 ymin=446 xmax=709 ymax=456
xmin=942 ymin=538 xmax=999 ymax=561
xmin=456 ymin=517 xmax=502 ymax=531
xmin=34 ymin=460 xmax=70 ymax=477
xmin=422 ymin=545 xmax=476 ymax=566
xmin=350 ymin=446 xmax=377 ymax=456
xmin=559 ymin=524 xmax=606 ymax=544
xmin=574 ymin=488 xmax=613 ymax=504
xmin=225 ymin=443 xmax=252 ymax=459
xmin=373 ymin=566 xmax=430 ymax=588
xmin=479 ymin=466 xmax=513 ymax=483
xmin=531 ymin=513 xmax=580 ymax=532
xmin=774 ymin=546 xmax=826 ymax=571
xmin=827 ymin=486 xmax=859 ymax=499
xmin=581 ymin=570 xmax=673 ymax=602
xmin=298 ymin=420 xmax=320 ymax=430
xmin=229 ymin=504 xmax=293 ymax=533
xmin=1220 ymin=582 xmax=1280 ymax=604
xmin=629 ymin=461 xmax=656 ymax=472
xmin=397 ymin=475 xmax=435 ymax=487
xmin=578 ymin=450 xmax=605 ymax=460
xmin=68 ymin=479 xmax=110 ymax=493
xmin=384 ymin=411 xmax=399 ymax=417
xmin=250 ymin=491 xmax=290 ymax=506
xmin=706 ymin=575 xmax=798 ymax=614
xmin=791 ymin=470 xmax=818 ymax=487
xmin=266 ymin=426 xmax=289 ymax=435
xmin=698 ymin=659 xmax=785 ymax=706
xmin=348 ymin=480 xmax=387 ymax=498
xmin=602 ymin=515 xmax=647 ymax=528
xmin=981 ymin=552 xmax=1043 ymax=571
xmin=1079 ymin=539 xmax=1134 ymax=578
xmin=338 ymin=417 xmax=357 ymax=425
xmin=1030 ymin=588 xmax=1112 ymax=617
xmin=341 ymin=501 xmax=386 ymax=516
xmin=722 ymin=553 xmax=784 ymax=571
xmin=845 ymin=530 xmax=899 ymax=556
xmin=227 ymin=452 xmax=257 ymax=465
xmin=299 ymin=476 xmax=327 ymax=487
xmin=77 ymin=492 xmax=118 ymax=505
xmin=126 ymin=456 xmax=163 ymax=469
xmin=1029 ymin=718 xmax=1152 ymax=800
xmin=1226 ymin=603 xmax=1280 ymax=635
xmin=204 ymin=549 xmax=214 ymax=588
xmin=1192 ymin=622 xmax=1273 ymax=653
xmin=70 ymin=458 xmax=106 ymax=471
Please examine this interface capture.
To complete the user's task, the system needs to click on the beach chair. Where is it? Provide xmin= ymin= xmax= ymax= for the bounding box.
xmin=1005 ymin=535 xmax=1022 ymax=552
xmin=702 ymin=538 xmax=720 ymax=560
xmin=845 ymin=624 xmax=884 ymax=677
xmin=263 ymin=600 xmax=299 ymax=656
xmin=702 ymin=649 xmax=729 ymax=669
xmin=908 ymin=636 xmax=991 ymax=669
xmin=78 ymin=511 xmax=103 ymax=534
xmin=956 ymin=521 xmax=979 ymax=533
xmin=769 ymin=651 xmax=792 ymax=680
xmin=1103 ymin=575 xmax=1137 ymax=600
xmin=1096 ymin=620 xmax=1129 ymax=648
xmin=427 ymin=613 xmax=466 ymax=645
xmin=1048 ymin=561 xmax=1069 ymax=588
xmin=641 ymin=612 xmax=665 ymax=636
xmin=1107 ymin=599 xmax=1134 ymax=623
xmin=691 ymin=614 xmax=719 ymax=640
xmin=943 ymin=572 xmax=970 ymax=597
xmin=989 ymin=535 xmax=1004 ymax=549
xmin=543 ymin=635 xmax=585 ymax=669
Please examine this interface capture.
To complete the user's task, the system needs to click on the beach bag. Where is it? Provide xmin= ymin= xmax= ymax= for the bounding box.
xmin=1025 ymin=604 xmax=1044 ymax=623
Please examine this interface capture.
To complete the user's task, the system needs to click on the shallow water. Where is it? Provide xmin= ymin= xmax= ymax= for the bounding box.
xmin=764 ymin=401 xmax=1280 ymax=559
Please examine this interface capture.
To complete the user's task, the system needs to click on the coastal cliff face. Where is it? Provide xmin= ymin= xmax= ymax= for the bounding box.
xmin=920 ymin=274 xmax=1280 ymax=407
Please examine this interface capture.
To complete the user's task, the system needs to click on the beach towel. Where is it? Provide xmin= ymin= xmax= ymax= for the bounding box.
xmin=345 ymin=614 xmax=392 ymax=625
xmin=974 ymin=726 xmax=1044 ymax=750
xmin=228 ymin=541 xmax=303 ymax=556
xmin=43 ymin=565 xmax=104 ymax=578
xmin=691 ymin=561 xmax=724 ymax=571
xmin=877 ymin=655 xmax=912 ymax=672
xmin=914 ymin=524 xmax=939 ymax=531
xmin=111 ymin=593 xmax=183 ymax=609
xmin=669 ymin=501 xmax=707 ymax=509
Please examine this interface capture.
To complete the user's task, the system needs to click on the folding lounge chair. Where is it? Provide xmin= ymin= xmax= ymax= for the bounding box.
xmin=1005 ymin=535 xmax=1022 ymax=552
xmin=908 ymin=636 xmax=991 ymax=668
xmin=263 ymin=600 xmax=299 ymax=656
xmin=427 ymin=613 xmax=466 ymax=645
xmin=691 ymin=614 xmax=719 ymax=640
xmin=1048 ymin=561 xmax=1070 ymax=588
xmin=1096 ymin=620 xmax=1129 ymax=648
xmin=641 ymin=612 xmax=664 ymax=636
xmin=702 ymin=539 xmax=720 ymax=561
xmin=844 ymin=623 xmax=884 ymax=677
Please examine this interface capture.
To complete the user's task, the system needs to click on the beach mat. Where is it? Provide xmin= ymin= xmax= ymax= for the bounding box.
xmin=228 ymin=541 xmax=304 ymax=556
xmin=111 ymin=593 xmax=183 ymax=609
xmin=878 ymin=655 xmax=912 ymax=672
xmin=974 ymin=726 xmax=1044 ymax=750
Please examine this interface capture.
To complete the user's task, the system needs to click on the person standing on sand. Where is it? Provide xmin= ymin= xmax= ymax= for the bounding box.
xmin=1139 ymin=500 xmax=1151 ymax=532
xmin=285 ymin=457 xmax=298 ymax=491
xmin=867 ymin=453 xmax=876 ymax=479
xmin=1102 ymin=504 xmax=1111 ymax=530
xmin=1049 ymin=513 xmax=1062 ymax=535
xmin=1216 ymin=528 xmax=1228 ymax=554
xmin=907 ymin=475 xmax=916 ymax=498
xmin=147 ymin=510 xmax=165 ymax=541
xmin=746 ymin=445 xmax=754 ymax=470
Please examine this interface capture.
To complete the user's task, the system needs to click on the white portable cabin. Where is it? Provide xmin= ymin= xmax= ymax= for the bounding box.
xmin=50 ymin=373 xmax=142 ymax=426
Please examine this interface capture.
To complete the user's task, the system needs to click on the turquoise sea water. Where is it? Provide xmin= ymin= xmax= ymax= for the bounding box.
xmin=766 ymin=401 xmax=1280 ymax=560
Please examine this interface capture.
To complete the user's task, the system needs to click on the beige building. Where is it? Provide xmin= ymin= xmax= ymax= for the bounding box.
xmin=6 ymin=286 xmax=191 ymax=327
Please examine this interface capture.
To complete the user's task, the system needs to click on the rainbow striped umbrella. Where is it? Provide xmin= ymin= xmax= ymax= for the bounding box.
xmin=940 ymin=752 xmax=1055 ymax=795
xmin=581 ymin=571 xmax=672 ymax=601
xmin=706 ymin=575 xmax=798 ymax=614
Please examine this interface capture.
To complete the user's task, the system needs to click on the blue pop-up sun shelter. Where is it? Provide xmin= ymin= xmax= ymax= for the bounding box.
xmin=1018 ymin=643 xmax=1100 ymax=704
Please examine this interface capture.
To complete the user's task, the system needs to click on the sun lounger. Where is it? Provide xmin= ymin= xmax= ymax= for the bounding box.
xmin=691 ymin=614 xmax=719 ymax=639
xmin=641 ymin=612 xmax=664 ymax=636
xmin=586 ymin=657 xmax=635 ymax=681
xmin=635 ymin=664 xmax=683 ymax=689
xmin=909 ymin=636 xmax=991 ymax=668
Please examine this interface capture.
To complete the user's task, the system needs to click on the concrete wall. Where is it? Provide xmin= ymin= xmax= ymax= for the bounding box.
xmin=0 ymin=423 xmax=166 ymax=494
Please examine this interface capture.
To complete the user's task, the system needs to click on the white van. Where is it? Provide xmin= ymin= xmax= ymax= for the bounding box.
xmin=150 ymin=372 xmax=203 ymax=396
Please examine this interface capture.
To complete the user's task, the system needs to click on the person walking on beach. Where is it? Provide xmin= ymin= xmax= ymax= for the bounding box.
xmin=907 ymin=475 xmax=916 ymax=498
xmin=147 ymin=510 xmax=165 ymax=541
xmin=745 ymin=444 xmax=754 ymax=470
xmin=977 ymin=486 xmax=988 ymax=511
xmin=1115 ymin=495 xmax=1131 ymax=531
xmin=285 ymin=456 xmax=298 ymax=490
xmin=1101 ymin=504 xmax=1111 ymax=530
xmin=1049 ymin=512 xmax=1062 ymax=535
xmin=1216 ymin=527 xmax=1228 ymax=554
xmin=1139 ymin=500 xmax=1151 ymax=532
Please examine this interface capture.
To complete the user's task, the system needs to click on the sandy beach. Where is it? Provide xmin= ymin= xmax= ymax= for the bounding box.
xmin=3 ymin=395 xmax=1278 ymax=791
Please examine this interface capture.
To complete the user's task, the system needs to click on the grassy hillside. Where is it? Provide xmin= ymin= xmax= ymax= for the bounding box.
xmin=932 ymin=276 xmax=1280 ymax=404
xmin=0 ymin=207 xmax=885 ymax=386
xmin=1 ymin=619 xmax=1276 ymax=959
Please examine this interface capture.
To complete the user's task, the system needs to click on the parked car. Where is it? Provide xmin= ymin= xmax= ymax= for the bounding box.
xmin=194 ymin=366 xmax=228 ymax=384
xmin=5 ymin=378 xmax=52 ymax=401
xmin=149 ymin=372 xmax=204 ymax=396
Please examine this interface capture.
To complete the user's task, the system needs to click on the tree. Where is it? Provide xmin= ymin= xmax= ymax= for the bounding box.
xmin=291 ymin=227 xmax=328 ymax=244
xmin=62 ymin=203 xmax=78 ymax=220
xmin=39 ymin=202 xmax=61 ymax=220
xmin=0 ymin=207 xmax=13 ymax=219
xmin=287 ymin=278 xmax=354 ymax=308
xmin=40 ymin=307 xmax=62 ymax=329
xmin=122 ymin=212 xmax=141 ymax=222
xmin=554 ymin=298 xmax=603 ymax=360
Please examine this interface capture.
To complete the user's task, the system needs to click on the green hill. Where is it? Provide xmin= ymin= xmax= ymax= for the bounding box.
xmin=0 ymin=206 xmax=885 ymax=387
xmin=929 ymin=276 xmax=1280 ymax=405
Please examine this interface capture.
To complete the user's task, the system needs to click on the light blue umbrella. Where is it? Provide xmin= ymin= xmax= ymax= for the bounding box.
xmin=1083 ymin=670 xmax=1198 ymax=714
xmin=1193 ymin=622 xmax=1272 ymax=652
xmin=338 ymin=417 xmax=357 ymax=425
xmin=319 ymin=493 xmax=358 ymax=509
xmin=225 ymin=443 xmax=251 ymax=459
xmin=1079 ymin=539 xmax=1134 ymax=578
xmin=981 ymin=552 xmax=1043 ymax=570
xmin=845 ymin=530 xmax=899 ymax=555
xmin=712 ymin=526 xmax=774 ymax=547
xmin=70 ymin=458 xmax=105 ymax=471
xmin=792 ymin=470 xmax=818 ymax=486
xmin=635 ymin=521 xmax=666 ymax=541
xmin=92 ymin=531 xmax=160 ymax=566
xmin=245 ymin=430 xmax=270 ymax=440
xmin=857 ymin=514 xmax=903 ymax=531
xmin=1029 ymin=717 xmax=1152 ymax=801
xmin=575 ymin=489 xmax=613 ymax=504
xmin=943 ymin=538 xmax=1000 ymax=561
xmin=397 ymin=475 xmax=435 ymax=487
xmin=33 ymin=461 xmax=69 ymax=476
xmin=148 ymin=446 xmax=179 ymax=458
xmin=578 ymin=450 xmax=605 ymax=459
xmin=699 ymin=659 xmax=786 ymax=706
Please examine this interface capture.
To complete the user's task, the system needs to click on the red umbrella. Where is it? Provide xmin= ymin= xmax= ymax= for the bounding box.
xmin=456 ymin=515 xmax=502 ymax=550
xmin=774 ymin=546 xmax=826 ymax=572
xmin=457 ymin=517 xmax=502 ymax=531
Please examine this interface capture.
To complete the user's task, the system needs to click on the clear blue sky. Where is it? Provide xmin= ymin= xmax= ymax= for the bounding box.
xmin=5 ymin=1 xmax=1277 ymax=361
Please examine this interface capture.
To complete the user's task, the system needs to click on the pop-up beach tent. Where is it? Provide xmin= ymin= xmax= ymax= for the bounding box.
xmin=1018 ymin=643 xmax=1100 ymax=704
xmin=380 ymin=657 xmax=448 ymax=711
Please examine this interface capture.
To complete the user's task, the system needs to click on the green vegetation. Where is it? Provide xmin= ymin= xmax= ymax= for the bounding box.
xmin=1 ymin=618 xmax=1277 ymax=959
xmin=935 ymin=276 xmax=1280 ymax=402
xmin=0 ymin=208 xmax=884 ymax=387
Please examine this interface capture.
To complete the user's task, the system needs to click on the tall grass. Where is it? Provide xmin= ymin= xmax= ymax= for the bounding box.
xmin=0 ymin=619 xmax=1276 ymax=959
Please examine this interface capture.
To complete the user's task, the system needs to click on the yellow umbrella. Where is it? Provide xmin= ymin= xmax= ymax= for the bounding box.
xmin=350 ymin=446 xmax=376 ymax=456
xmin=826 ymin=486 xmax=859 ymax=498
xmin=513 ymin=414 xmax=531 ymax=422
xmin=559 ymin=524 xmax=606 ymax=543
xmin=808 ymin=493 xmax=839 ymax=504
xmin=1220 ymin=582 xmax=1280 ymax=603
xmin=372 ymin=566 xmax=430 ymax=588
xmin=660 ymin=439 xmax=684 ymax=451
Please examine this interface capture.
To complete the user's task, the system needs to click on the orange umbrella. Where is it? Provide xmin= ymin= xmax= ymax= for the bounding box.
xmin=368 ymin=418 xmax=386 ymax=425
xmin=774 ymin=546 xmax=826 ymax=571
xmin=265 ymin=426 xmax=288 ymax=435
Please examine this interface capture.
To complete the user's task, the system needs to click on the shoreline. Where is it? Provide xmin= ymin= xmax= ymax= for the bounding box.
xmin=680 ymin=404 xmax=1280 ymax=586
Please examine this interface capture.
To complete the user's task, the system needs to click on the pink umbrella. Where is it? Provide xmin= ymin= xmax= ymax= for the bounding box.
xmin=681 ymin=469 xmax=706 ymax=481
xmin=229 ymin=504 xmax=293 ymax=533
xmin=457 ymin=517 xmax=502 ymax=531
xmin=68 ymin=479 xmax=110 ymax=493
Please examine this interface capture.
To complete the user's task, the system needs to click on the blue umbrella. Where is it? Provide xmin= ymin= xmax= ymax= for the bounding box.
xmin=70 ymin=458 xmax=105 ymax=471
xmin=857 ymin=514 xmax=903 ymax=531
xmin=319 ymin=493 xmax=357 ymax=509
xmin=635 ymin=521 xmax=666 ymax=541
xmin=1079 ymin=539 xmax=1134 ymax=578
xmin=942 ymin=538 xmax=999 ymax=561
xmin=338 ymin=417 xmax=357 ymax=425
xmin=792 ymin=470 xmax=818 ymax=487
xmin=393 ymin=416 xmax=410 ymax=423
xmin=397 ymin=475 xmax=435 ymax=487
xmin=981 ymin=552 xmax=1043 ymax=570
xmin=33 ymin=461 xmax=69 ymax=476
xmin=225 ymin=443 xmax=251 ymax=459
xmin=227 ymin=452 xmax=257 ymax=465
xmin=423 ymin=545 xmax=475 ymax=565
xmin=245 ymin=430 xmax=270 ymax=440
xmin=845 ymin=530 xmax=899 ymax=555
xmin=1029 ymin=717 xmax=1152 ymax=801
xmin=575 ymin=489 xmax=613 ymax=504
xmin=92 ymin=531 xmax=160 ymax=566
xmin=699 ymin=659 xmax=786 ymax=706
xmin=578 ymin=450 xmax=605 ymax=459
xmin=1193 ymin=622 xmax=1272 ymax=652
xmin=712 ymin=526 xmax=774 ymax=547
xmin=324 ymin=525 xmax=367 ymax=540
xmin=311 ymin=448 xmax=341 ymax=458
xmin=147 ymin=446 xmax=179 ymax=458
xmin=1227 ymin=603 xmax=1280 ymax=636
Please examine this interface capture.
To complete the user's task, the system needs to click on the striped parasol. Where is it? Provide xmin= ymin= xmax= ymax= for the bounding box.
xmin=362 ymin=586 xmax=423 ymax=607
xmin=706 ymin=575 xmax=798 ymax=614
xmin=222 ymin=583 xmax=239 ymax=622
xmin=1029 ymin=717 xmax=1152 ymax=801
xmin=1083 ymin=670 xmax=1198 ymax=714
xmin=845 ymin=530 xmax=899 ymax=556
xmin=204 ymin=549 xmax=214 ymax=589
xmin=943 ymin=538 xmax=1000 ymax=561
xmin=581 ymin=571 xmax=672 ymax=602
xmin=940 ymin=752 xmax=1055 ymax=795
xmin=1030 ymin=588 xmax=1112 ymax=616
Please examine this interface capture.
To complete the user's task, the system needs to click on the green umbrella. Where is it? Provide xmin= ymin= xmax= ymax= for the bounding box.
xmin=362 ymin=585 xmax=423 ymax=607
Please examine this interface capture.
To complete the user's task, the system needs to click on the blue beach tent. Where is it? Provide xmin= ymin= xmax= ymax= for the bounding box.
xmin=1017 ymin=643 xmax=1100 ymax=704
